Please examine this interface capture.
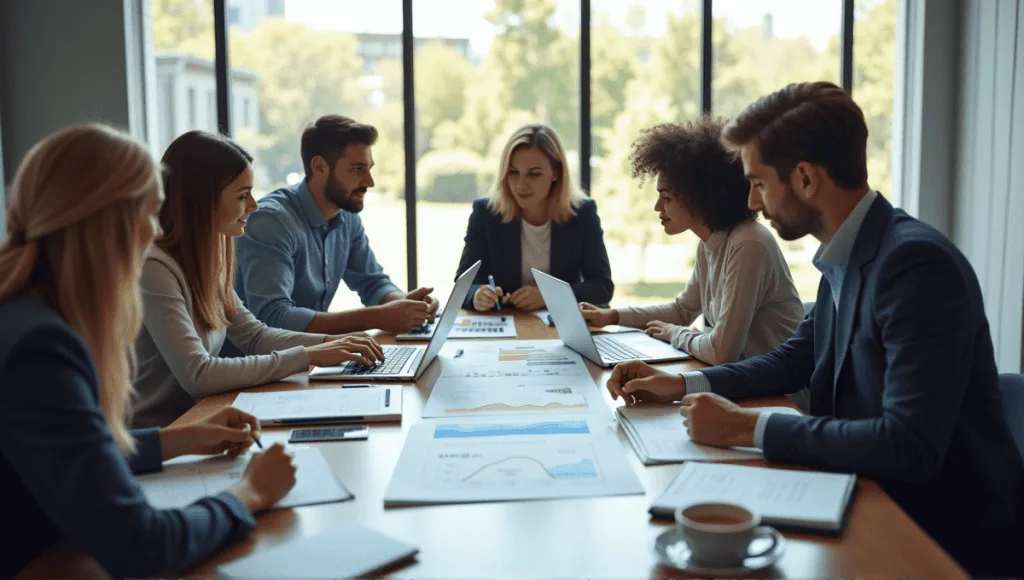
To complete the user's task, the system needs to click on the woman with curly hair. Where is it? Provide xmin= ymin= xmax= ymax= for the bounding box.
xmin=581 ymin=116 xmax=803 ymax=366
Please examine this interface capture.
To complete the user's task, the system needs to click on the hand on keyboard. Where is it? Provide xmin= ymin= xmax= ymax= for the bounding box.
xmin=305 ymin=336 xmax=385 ymax=368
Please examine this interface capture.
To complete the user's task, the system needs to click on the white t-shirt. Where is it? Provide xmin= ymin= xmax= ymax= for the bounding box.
xmin=520 ymin=219 xmax=552 ymax=286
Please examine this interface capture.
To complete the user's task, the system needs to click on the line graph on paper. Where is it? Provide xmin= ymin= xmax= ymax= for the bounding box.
xmin=424 ymin=439 xmax=604 ymax=489
xmin=441 ymin=384 xmax=591 ymax=415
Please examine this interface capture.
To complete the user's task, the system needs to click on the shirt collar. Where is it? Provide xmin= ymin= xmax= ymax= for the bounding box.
xmin=295 ymin=180 xmax=331 ymax=230
xmin=813 ymin=189 xmax=878 ymax=272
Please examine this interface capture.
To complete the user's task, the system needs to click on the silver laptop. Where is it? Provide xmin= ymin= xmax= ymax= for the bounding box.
xmin=533 ymin=269 xmax=692 ymax=368
xmin=309 ymin=261 xmax=482 ymax=381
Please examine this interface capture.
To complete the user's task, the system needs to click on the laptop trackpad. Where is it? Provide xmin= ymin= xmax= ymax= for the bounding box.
xmin=612 ymin=330 xmax=690 ymax=359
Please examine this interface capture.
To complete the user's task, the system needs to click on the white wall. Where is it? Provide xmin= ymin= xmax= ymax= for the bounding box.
xmin=953 ymin=0 xmax=1024 ymax=372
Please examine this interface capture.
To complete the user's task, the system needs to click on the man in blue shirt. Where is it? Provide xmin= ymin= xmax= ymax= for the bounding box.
xmin=606 ymin=82 xmax=1024 ymax=576
xmin=235 ymin=115 xmax=438 ymax=334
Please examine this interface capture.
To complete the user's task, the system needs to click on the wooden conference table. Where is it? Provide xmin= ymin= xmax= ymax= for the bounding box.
xmin=23 ymin=311 xmax=966 ymax=578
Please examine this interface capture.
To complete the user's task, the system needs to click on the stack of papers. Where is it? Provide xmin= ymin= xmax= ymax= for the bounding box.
xmin=650 ymin=462 xmax=857 ymax=534
xmin=617 ymin=404 xmax=801 ymax=464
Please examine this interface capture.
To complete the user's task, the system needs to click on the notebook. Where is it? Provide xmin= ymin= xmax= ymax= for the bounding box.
xmin=650 ymin=462 xmax=857 ymax=534
xmin=215 ymin=523 xmax=419 ymax=579
xmin=617 ymin=404 xmax=801 ymax=464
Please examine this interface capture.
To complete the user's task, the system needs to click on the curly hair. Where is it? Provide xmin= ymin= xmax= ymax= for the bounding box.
xmin=630 ymin=116 xmax=755 ymax=232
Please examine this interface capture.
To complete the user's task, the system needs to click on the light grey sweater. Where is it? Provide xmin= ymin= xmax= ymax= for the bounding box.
xmin=132 ymin=247 xmax=326 ymax=428
xmin=616 ymin=220 xmax=804 ymax=366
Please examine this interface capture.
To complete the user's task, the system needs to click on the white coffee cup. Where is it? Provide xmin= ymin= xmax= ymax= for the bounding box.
xmin=675 ymin=503 xmax=778 ymax=567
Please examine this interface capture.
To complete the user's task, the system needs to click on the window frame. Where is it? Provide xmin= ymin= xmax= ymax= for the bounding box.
xmin=206 ymin=0 xmax=858 ymax=288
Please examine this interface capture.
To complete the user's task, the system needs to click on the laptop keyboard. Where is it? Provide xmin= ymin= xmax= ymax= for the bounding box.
xmin=338 ymin=346 xmax=417 ymax=375
xmin=594 ymin=335 xmax=647 ymax=363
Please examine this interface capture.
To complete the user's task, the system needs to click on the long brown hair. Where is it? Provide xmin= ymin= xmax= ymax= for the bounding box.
xmin=158 ymin=131 xmax=252 ymax=331
xmin=489 ymin=124 xmax=584 ymax=224
xmin=0 ymin=124 xmax=161 ymax=453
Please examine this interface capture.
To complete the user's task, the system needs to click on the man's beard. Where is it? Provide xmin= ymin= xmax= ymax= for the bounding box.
xmin=764 ymin=184 xmax=822 ymax=241
xmin=324 ymin=174 xmax=365 ymax=213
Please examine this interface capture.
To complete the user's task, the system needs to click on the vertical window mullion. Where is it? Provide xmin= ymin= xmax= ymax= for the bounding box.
xmin=700 ymin=0 xmax=713 ymax=114
xmin=402 ymin=0 xmax=418 ymax=289
xmin=213 ymin=0 xmax=231 ymax=135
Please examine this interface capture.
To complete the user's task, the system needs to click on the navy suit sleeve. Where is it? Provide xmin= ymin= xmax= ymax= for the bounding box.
xmin=699 ymin=302 xmax=818 ymax=398
xmin=0 ymin=327 xmax=256 ymax=577
xmin=569 ymin=200 xmax=614 ymax=306
xmin=762 ymin=242 xmax=973 ymax=483
xmin=457 ymin=200 xmax=493 ymax=308
xmin=127 ymin=427 xmax=164 ymax=474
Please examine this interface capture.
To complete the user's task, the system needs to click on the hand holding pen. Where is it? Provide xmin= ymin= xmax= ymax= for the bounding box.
xmin=472 ymin=275 xmax=505 ymax=312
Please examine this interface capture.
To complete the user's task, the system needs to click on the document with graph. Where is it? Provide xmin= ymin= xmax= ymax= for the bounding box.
xmin=423 ymin=341 xmax=603 ymax=418
xmin=383 ymin=415 xmax=644 ymax=506
xmin=397 ymin=315 xmax=517 ymax=340
xmin=438 ymin=340 xmax=591 ymax=379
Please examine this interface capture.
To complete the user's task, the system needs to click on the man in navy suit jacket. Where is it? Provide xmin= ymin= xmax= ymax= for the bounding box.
xmin=607 ymin=82 xmax=1024 ymax=575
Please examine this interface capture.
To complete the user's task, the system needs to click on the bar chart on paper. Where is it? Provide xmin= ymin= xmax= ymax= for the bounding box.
xmin=439 ymin=341 xmax=589 ymax=379
xmin=383 ymin=417 xmax=644 ymax=505
xmin=397 ymin=315 xmax=517 ymax=340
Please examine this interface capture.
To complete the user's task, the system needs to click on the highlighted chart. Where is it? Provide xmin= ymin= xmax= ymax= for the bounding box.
xmin=432 ymin=446 xmax=601 ymax=486
xmin=434 ymin=420 xmax=590 ymax=438
xmin=384 ymin=416 xmax=645 ymax=506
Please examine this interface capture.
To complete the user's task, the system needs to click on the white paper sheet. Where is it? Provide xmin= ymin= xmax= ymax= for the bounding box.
xmin=383 ymin=415 xmax=644 ymax=506
xmin=439 ymin=340 xmax=590 ymax=379
xmin=232 ymin=387 xmax=398 ymax=422
xmin=137 ymin=447 xmax=352 ymax=510
xmin=424 ymin=341 xmax=603 ymax=418
xmin=398 ymin=315 xmax=517 ymax=340
xmin=617 ymin=404 xmax=801 ymax=464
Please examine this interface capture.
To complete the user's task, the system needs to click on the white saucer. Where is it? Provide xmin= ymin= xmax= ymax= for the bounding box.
xmin=654 ymin=526 xmax=787 ymax=575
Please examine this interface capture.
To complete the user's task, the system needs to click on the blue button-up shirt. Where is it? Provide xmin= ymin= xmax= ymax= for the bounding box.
xmin=234 ymin=181 xmax=400 ymax=331
xmin=812 ymin=189 xmax=878 ymax=311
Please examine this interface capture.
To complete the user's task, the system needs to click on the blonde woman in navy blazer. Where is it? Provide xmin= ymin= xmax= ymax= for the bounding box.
xmin=455 ymin=124 xmax=613 ymax=311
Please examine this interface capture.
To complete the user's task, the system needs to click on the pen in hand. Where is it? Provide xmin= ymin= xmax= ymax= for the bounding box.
xmin=247 ymin=424 xmax=264 ymax=450
xmin=488 ymin=274 xmax=502 ymax=312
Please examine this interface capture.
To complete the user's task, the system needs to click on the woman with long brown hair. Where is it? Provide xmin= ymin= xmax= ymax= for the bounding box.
xmin=0 ymin=124 xmax=297 ymax=577
xmin=133 ymin=130 xmax=384 ymax=427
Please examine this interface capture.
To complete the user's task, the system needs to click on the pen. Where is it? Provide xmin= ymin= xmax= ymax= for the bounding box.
xmin=454 ymin=348 xmax=465 ymax=358
xmin=252 ymin=431 xmax=264 ymax=450
xmin=488 ymin=274 xmax=502 ymax=312
xmin=341 ymin=384 xmax=371 ymax=388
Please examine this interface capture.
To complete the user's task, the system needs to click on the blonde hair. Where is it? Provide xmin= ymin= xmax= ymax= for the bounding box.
xmin=488 ymin=124 xmax=584 ymax=224
xmin=0 ymin=124 xmax=160 ymax=453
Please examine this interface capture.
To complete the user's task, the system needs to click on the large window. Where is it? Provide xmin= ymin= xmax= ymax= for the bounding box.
xmin=149 ymin=0 xmax=216 ymax=155
xmin=414 ymin=0 xmax=581 ymax=302
xmin=148 ymin=0 xmax=900 ymax=308
xmin=590 ymin=0 xmax=700 ymax=307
